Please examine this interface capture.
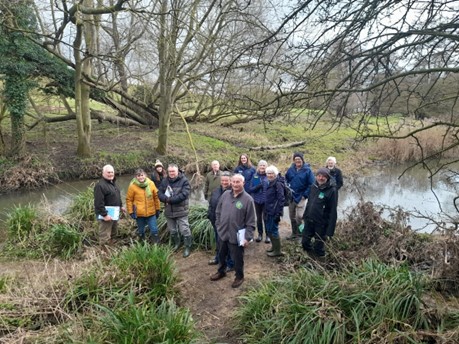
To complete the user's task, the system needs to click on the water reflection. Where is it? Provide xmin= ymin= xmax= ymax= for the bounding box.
xmin=339 ymin=164 xmax=459 ymax=232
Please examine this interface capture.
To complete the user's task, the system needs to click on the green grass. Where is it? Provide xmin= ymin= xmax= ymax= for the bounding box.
xmin=235 ymin=260 xmax=432 ymax=343
xmin=6 ymin=204 xmax=39 ymax=242
xmin=66 ymin=185 xmax=95 ymax=222
xmin=97 ymin=295 xmax=200 ymax=344
xmin=112 ymin=242 xmax=178 ymax=300
xmin=60 ymin=243 xmax=201 ymax=343
xmin=157 ymin=205 xmax=215 ymax=251
xmin=46 ymin=223 xmax=82 ymax=259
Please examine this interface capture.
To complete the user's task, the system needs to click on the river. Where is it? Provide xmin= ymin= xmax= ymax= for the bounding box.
xmin=0 ymin=165 xmax=458 ymax=239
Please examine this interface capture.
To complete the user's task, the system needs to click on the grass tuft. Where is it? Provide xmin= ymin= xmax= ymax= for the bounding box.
xmin=236 ymin=260 xmax=432 ymax=343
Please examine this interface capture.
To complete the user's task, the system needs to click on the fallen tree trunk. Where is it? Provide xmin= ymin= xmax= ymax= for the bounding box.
xmin=27 ymin=110 xmax=141 ymax=130
xmin=250 ymin=140 xmax=306 ymax=151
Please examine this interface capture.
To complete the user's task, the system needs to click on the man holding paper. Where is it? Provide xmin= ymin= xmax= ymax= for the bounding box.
xmin=94 ymin=164 xmax=123 ymax=245
xmin=211 ymin=173 xmax=256 ymax=288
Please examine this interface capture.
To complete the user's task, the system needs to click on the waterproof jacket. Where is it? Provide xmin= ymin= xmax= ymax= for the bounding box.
xmin=264 ymin=176 xmax=285 ymax=218
xmin=94 ymin=178 xmax=122 ymax=217
xmin=233 ymin=164 xmax=256 ymax=191
xmin=327 ymin=167 xmax=343 ymax=190
xmin=247 ymin=172 xmax=268 ymax=205
xmin=204 ymin=170 xmax=222 ymax=200
xmin=216 ymin=190 xmax=256 ymax=244
xmin=302 ymin=180 xmax=338 ymax=236
xmin=158 ymin=172 xmax=190 ymax=218
xmin=126 ymin=178 xmax=160 ymax=218
xmin=285 ymin=162 xmax=315 ymax=203
xmin=207 ymin=185 xmax=230 ymax=226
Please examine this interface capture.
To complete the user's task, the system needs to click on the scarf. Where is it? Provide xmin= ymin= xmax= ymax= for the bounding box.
xmin=131 ymin=177 xmax=153 ymax=198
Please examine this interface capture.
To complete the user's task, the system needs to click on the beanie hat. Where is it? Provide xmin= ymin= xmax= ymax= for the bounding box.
xmin=154 ymin=160 xmax=163 ymax=168
xmin=316 ymin=168 xmax=331 ymax=179
xmin=292 ymin=152 xmax=304 ymax=162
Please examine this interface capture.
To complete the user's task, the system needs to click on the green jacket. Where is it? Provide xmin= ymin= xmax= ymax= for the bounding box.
xmin=204 ymin=170 xmax=221 ymax=200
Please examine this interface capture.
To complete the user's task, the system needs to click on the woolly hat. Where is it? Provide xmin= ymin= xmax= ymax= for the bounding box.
xmin=154 ymin=160 xmax=163 ymax=168
xmin=292 ymin=152 xmax=304 ymax=162
xmin=316 ymin=168 xmax=331 ymax=179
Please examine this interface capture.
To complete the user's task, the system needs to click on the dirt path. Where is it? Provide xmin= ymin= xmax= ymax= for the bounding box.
xmin=174 ymin=221 xmax=290 ymax=343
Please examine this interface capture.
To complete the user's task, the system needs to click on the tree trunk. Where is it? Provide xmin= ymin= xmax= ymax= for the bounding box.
xmin=156 ymin=0 xmax=174 ymax=155
xmin=74 ymin=0 xmax=94 ymax=158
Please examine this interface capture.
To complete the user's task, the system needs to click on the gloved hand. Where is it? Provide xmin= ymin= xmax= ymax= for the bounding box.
xmin=130 ymin=213 xmax=137 ymax=219
xmin=156 ymin=210 xmax=161 ymax=218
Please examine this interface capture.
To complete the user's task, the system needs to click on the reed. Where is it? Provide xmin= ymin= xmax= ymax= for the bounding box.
xmin=373 ymin=126 xmax=459 ymax=163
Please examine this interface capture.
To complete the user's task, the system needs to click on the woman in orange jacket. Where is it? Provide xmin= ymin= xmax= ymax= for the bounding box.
xmin=126 ymin=169 xmax=161 ymax=243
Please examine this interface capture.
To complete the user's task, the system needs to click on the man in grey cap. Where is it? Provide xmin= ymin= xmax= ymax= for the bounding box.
xmin=301 ymin=168 xmax=338 ymax=258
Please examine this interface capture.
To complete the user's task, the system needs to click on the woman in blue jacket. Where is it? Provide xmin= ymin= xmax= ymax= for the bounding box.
xmin=233 ymin=153 xmax=256 ymax=192
xmin=247 ymin=160 xmax=269 ymax=243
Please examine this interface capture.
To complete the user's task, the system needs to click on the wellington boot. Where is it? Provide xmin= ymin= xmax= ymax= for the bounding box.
xmin=183 ymin=236 xmax=192 ymax=258
xmin=149 ymin=233 xmax=160 ymax=245
xmin=266 ymin=235 xmax=274 ymax=253
xmin=267 ymin=237 xmax=283 ymax=257
xmin=171 ymin=233 xmax=181 ymax=252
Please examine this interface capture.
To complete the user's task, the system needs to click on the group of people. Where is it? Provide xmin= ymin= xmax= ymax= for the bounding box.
xmin=93 ymin=152 xmax=343 ymax=288
xmin=94 ymin=162 xmax=193 ymax=258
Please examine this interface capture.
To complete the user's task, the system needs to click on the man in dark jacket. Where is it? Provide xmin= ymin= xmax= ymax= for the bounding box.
xmin=301 ymin=168 xmax=338 ymax=258
xmin=158 ymin=164 xmax=193 ymax=258
xmin=94 ymin=164 xmax=123 ymax=245
xmin=285 ymin=152 xmax=315 ymax=240
xmin=210 ymin=174 xmax=256 ymax=288
xmin=207 ymin=171 xmax=234 ymax=270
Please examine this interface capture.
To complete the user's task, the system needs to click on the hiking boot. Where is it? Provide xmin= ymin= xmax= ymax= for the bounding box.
xmin=208 ymin=258 xmax=218 ymax=265
xmin=210 ymin=272 xmax=227 ymax=281
xmin=255 ymin=234 xmax=262 ymax=242
xmin=264 ymin=236 xmax=271 ymax=244
xmin=232 ymin=277 xmax=244 ymax=288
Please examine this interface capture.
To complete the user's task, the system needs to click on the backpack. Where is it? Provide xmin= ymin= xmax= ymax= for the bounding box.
xmin=277 ymin=173 xmax=292 ymax=207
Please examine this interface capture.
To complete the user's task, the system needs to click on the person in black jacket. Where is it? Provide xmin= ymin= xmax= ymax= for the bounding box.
xmin=264 ymin=165 xmax=285 ymax=257
xmin=94 ymin=164 xmax=123 ymax=245
xmin=207 ymin=171 xmax=234 ymax=270
xmin=325 ymin=156 xmax=343 ymax=191
xmin=158 ymin=164 xmax=193 ymax=258
xmin=301 ymin=168 xmax=338 ymax=258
